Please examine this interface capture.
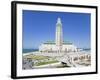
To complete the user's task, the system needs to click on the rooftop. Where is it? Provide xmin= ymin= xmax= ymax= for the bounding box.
xmin=43 ymin=41 xmax=72 ymax=45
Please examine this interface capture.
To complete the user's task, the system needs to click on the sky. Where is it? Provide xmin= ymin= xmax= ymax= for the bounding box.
xmin=22 ymin=10 xmax=91 ymax=49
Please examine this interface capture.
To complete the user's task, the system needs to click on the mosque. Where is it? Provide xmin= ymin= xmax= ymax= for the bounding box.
xmin=38 ymin=18 xmax=91 ymax=67
xmin=23 ymin=18 xmax=91 ymax=69
xmin=39 ymin=18 xmax=77 ymax=53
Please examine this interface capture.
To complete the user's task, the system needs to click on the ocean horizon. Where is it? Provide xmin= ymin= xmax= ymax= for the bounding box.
xmin=23 ymin=49 xmax=39 ymax=53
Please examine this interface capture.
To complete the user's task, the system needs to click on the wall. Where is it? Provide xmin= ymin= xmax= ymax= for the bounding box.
xmin=0 ymin=0 xmax=99 ymax=80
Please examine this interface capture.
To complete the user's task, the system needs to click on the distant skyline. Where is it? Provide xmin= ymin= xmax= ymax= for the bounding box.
xmin=22 ymin=10 xmax=91 ymax=49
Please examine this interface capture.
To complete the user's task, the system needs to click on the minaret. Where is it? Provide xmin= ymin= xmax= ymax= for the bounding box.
xmin=55 ymin=18 xmax=63 ymax=53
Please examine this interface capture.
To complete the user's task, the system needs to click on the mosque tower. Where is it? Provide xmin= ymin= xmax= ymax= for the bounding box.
xmin=55 ymin=18 xmax=63 ymax=53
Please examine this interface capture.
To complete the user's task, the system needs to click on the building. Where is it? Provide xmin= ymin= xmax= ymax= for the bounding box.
xmin=39 ymin=18 xmax=77 ymax=53
xmin=23 ymin=18 xmax=91 ymax=68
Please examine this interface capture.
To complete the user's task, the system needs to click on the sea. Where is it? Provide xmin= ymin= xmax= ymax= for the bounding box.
xmin=23 ymin=49 xmax=39 ymax=54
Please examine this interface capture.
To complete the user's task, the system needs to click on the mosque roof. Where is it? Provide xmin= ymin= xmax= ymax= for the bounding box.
xmin=43 ymin=41 xmax=72 ymax=45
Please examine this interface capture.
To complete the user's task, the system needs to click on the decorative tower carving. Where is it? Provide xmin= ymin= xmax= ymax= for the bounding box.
xmin=55 ymin=18 xmax=63 ymax=53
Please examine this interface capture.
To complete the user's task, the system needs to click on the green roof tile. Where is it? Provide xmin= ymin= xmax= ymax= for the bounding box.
xmin=43 ymin=41 xmax=72 ymax=45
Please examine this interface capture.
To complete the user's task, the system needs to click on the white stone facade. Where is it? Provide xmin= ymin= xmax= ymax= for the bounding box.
xmin=39 ymin=43 xmax=77 ymax=53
